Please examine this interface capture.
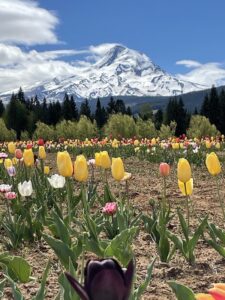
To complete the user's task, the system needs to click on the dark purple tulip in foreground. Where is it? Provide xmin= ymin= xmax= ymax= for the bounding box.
xmin=65 ymin=258 xmax=134 ymax=300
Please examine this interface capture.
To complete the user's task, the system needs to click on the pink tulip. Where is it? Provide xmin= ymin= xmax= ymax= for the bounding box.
xmin=5 ymin=192 xmax=16 ymax=200
xmin=102 ymin=202 xmax=117 ymax=215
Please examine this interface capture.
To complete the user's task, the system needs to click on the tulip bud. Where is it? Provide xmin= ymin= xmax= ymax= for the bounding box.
xmin=4 ymin=158 xmax=12 ymax=169
xmin=23 ymin=149 xmax=34 ymax=167
xmin=57 ymin=151 xmax=73 ymax=177
xmin=38 ymin=146 xmax=46 ymax=159
xmin=65 ymin=259 xmax=134 ymax=300
xmin=48 ymin=174 xmax=65 ymax=188
xmin=159 ymin=163 xmax=170 ymax=177
xmin=15 ymin=149 xmax=23 ymax=159
xmin=177 ymin=158 xmax=191 ymax=183
xmin=8 ymin=142 xmax=16 ymax=155
xmin=18 ymin=180 xmax=33 ymax=197
xmin=38 ymin=138 xmax=44 ymax=146
xmin=206 ymin=152 xmax=221 ymax=176
xmin=74 ymin=155 xmax=88 ymax=182
xmin=111 ymin=157 xmax=125 ymax=181
xmin=95 ymin=152 xmax=101 ymax=167
xmin=100 ymin=151 xmax=111 ymax=169
xmin=44 ymin=166 xmax=50 ymax=175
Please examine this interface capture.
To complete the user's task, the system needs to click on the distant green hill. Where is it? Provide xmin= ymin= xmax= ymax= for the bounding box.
xmin=89 ymin=85 xmax=225 ymax=113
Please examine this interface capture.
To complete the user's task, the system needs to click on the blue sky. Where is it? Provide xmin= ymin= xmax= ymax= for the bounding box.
xmin=0 ymin=0 xmax=225 ymax=93
xmin=38 ymin=0 xmax=225 ymax=73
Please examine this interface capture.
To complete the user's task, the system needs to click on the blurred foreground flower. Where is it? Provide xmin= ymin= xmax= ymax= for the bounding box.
xmin=18 ymin=180 xmax=33 ymax=197
xmin=65 ymin=259 xmax=134 ymax=300
xmin=5 ymin=192 xmax=16 ymax=200
xmin=196 ymin=283 xmax=225 ymax=300
xmin=0 ymin=184 xmax=12 ymax=193
xmin=48 ymin=174 xmax=65 ymax=188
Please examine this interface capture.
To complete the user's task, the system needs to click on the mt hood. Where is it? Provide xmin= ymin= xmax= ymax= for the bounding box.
xmin=1 ymin=45 xmax=206 ymax=101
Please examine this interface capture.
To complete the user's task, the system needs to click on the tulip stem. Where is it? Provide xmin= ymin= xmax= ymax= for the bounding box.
xmin=184 ymin=183 xmax=190 ymax=230
xmin=162 ymin=177 xmax=167 ymax=212
xmin=215 ymin=176 xmax=225 ymax=221
xmin=66 ymin=179 xmax=72 ymax=226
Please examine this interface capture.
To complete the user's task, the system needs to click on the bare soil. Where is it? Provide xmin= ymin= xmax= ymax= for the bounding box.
xmin=1 ymin=157 xmax=225 ymax=299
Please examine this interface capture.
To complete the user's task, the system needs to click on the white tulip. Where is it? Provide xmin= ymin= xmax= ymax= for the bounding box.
xmin=48 ymin=174 xmax=65 ymax=189
xmin=18 ymin=180 xmax=33 ymax=197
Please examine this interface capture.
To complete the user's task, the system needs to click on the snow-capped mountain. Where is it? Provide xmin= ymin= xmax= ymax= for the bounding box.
xmin=1 ymin=45 xmax=206 ymax=101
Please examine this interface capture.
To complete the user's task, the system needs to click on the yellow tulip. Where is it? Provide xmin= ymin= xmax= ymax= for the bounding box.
xmin=151 ymin=138 xmax=156 ymax=145
xmin=12 ymin=157 xmax=18 ymax=165
xmin=8 ymin=142 xmax=16 ymax=154
xmin=38 ymin=146 xmax=46 ymax=159
xmin=74 ymin=155 xmax=88 ymax=182
xmin=178 ymin=178 xmax=193 ymax=196
xmin=100 ymin=151 xmax=111 ymax=169
xmin=44 ymin=166 xmax=50 ymax=175
xmin=111 ymin=157 xmax=125 ymax=181
xmin=205 ymin=140 xmax=211 ymax=149
xmin=57 ymin=151 xmax=73 ymax=177
xmin=195 ymin=294 xmax=214 ymax=300
xmin=177 ymin=158 xmax=191 ymax=183
xmin=206 ymin=152 xmax=221 ymax=176
xmin=23 ymin=149 xmax=34 ymax=167
xmin=215 ymin=142 xmax=220 ymax=149
xmin=134 ymin=139 xmax=139 ymax=146
xmin=95 ymin=152 xmax=102 ymax=167
xmin=4 ymin=158 xmax=12 ymax=169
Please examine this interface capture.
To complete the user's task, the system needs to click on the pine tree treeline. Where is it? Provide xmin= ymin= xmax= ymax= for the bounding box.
xmin=0 ymin=89 xmax=132 ymax=139
xmin=200 ymin=86 xmax=225 ymax=134
xmin=1 ymin=85 xmax=225 ymax=140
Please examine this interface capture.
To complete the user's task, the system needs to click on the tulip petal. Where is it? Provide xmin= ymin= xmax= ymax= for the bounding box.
xmin=85 ymin=259 xmax=128 ymax=300
xmin=195 ymin=293 xmax=215 ymax=300
xmin=209 ymin=287 xmax=225 ymax=300
xmin=65 ymin=272 xmax=89 ymax=300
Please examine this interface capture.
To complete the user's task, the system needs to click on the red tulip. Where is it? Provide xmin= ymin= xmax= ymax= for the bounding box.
xmin=15 ymin=149 xmax=23 ymax=159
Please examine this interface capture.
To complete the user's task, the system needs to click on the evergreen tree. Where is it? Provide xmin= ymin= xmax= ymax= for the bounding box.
xmin=194 ymin=107 xmax=198 ymax=115
xmin=70 ymin=96 xmax=79 ymax=120
xmin=200 ymin=94 xmax=210 ymax=118
xmin=115 ymin=99 xmax=126 ymax=114
xmin=5 ymin=93 xmax=28 ymax=139
xmin=40 ymin=97 xmax=48 ymax=124
xmin=107 ymin=97 xmax=116 ymax=114
xmin=139 ymin=103 xmax=153 ymax=120
xmin=208 ymin=86 xmax=220 ymax=129
xmin=80 ymin=99 xmax=91 ymax=119
xmin=0 ymin=99 xmax=5 ymax=117
xmin=62 ymin=93 xmax=73 ymax=120
xmin=219 ymin=89 xmax=225 ymax=133
xmin=154 ymin=108 xmax=163 ymax=130
xmin=95 ymin=98 xmax=107 ymax=128
xmin=165 ymin=97 xmax=188 ymax=136
xmin=126 ymin=106 xmax=132 ymax=116
xmin=16 ymin=87 xmax=26 ymax=105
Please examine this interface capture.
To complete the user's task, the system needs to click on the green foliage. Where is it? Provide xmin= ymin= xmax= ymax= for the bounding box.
xmin=76 ymin=116 xmax=97 ymax=139
xmin=187 ymin=115 xmax=219 ymax=138
xmin=105 ymin=113 xmax=136 ymax=138
xmin=55 ymin=120 xmax=78 ymax=139
xmin=168 ymin=281 xmax=195 ymax=300
xmin=136 ymin=118 xmax=157 ymax=138
xmin=159 ymin=121 xmax=176 ymax=139
xmin=33 ymin=122 xmax=55 ymax=140
xmin=0 ymin=118 xmax=16 ymax=141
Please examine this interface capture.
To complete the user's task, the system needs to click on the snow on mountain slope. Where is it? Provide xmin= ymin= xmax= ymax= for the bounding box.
xmin=0 ymin=45 xmax=206 ymax=101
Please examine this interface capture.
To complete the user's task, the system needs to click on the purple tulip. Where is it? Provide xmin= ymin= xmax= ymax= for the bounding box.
xmin=65 ymin=259 xmax=134 ymax=300
xmin=7 ymin=166 xmax=16 ymax=177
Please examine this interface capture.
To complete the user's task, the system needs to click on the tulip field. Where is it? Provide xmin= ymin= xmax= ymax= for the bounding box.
xmin=1 ymin=137 xmax=225 ymax=300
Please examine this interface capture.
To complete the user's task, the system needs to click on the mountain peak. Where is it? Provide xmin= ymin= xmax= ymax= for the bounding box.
xmin=95 ymin=44 xmax=126 ymax=68
xmin=0 ymin=44 xmax=206 ymax=101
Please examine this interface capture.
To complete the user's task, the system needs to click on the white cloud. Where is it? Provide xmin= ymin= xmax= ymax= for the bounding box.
xmin=0 ymin=0 xmax=58 ymax=45
xmin=176 ymin=61 xmax=225 ymax=87
xmin=176 ymin=60 xmax=202 ymax=68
